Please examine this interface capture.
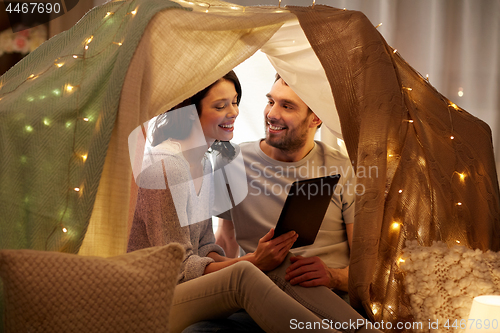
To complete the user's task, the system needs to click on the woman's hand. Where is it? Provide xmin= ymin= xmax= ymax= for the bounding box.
xmin=204 ymin=229 xmax=297 ymax=275
xmin=247 ymin=228 xmax=298 ymax=272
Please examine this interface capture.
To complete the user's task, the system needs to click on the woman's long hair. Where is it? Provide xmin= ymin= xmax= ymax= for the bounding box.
xmin=151 ymin=71 xmax=241 ymax=159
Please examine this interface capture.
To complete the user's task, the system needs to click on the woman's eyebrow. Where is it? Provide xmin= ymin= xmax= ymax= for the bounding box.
xmin=211 ymin=98 xmax=230 ymax=103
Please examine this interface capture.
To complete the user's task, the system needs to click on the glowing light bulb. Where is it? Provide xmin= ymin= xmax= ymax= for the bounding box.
xmin=458 ymin=172 xmax=466 ymax=181
xmin=391 ymin=221 xmax=401 ymax=231
xmin=74 ymin=187 xmax=80 ymax=192
xmin=398 ymin=189 xmax=403 ymax=193
xmin=457 ymin=202 xmax=462 ymax=206
xmin=85 ymin=45 xmax=89 ymax=50
xmin=409 ymin=119 xmax=414 ymax=123
xmin=105 ymin=12 xmax=113 ymax=17
xmin=86 ymin=36 xmax=93 ymax=44
xmin=375 ymin=23 xmax=383 ymax=28
xmin=25 ymin=125 xmax=33 ymax=132
xmin=56 ymin=63 xmax=64 ymax=68
xmin=450 ymin=136 xmax=455 ymax=140
xmin=426 ymin=74 xmax=429 ymax=80
xmin=456 ymin=240 xmax=461 ymax=244
xmin=82 ymin=117 xmax=89 ymax=122
xmin=131 ymin=10 xmax=137 ymax=15
xmin=450 ymin=103 xmax=459 ymax=110
xmin=66 ymin=84 xmax=74 ymax=92
xmin=65 ymin=121 xmax=72 ymax=128
xmin=82 ymin=154 xmax=88 ymax=162
xmin=398 ymin=258 xmax=405 ymax=263
xmin=393 ymin=49 xmax=397 ymax=53
xmin=62 ymin=227 xmax=68 ymax=233
xmin=73 ymin=55 xmax=78 ymax=59
xmin=28 ymin=74 xmax=35 ymax=79
xmin=43 ymin=118 xmax=50 ymax=126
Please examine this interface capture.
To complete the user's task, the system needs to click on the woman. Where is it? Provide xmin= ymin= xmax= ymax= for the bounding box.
xmin=127 ymin=71 xmax=375 ymax=333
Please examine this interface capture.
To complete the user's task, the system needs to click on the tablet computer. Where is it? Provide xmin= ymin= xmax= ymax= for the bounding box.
xmin=272 ymin=174 xmax=341 ymax=248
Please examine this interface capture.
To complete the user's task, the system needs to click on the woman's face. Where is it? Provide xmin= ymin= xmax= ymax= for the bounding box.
xmin=199 ymin=79 xmax=239 ymax=143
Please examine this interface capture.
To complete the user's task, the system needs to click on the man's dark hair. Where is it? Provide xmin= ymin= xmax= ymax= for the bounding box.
xmin=274 ymin=73 xmax=322 ymax=128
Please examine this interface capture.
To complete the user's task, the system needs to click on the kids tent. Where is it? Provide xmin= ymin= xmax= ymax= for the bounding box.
xmin=1 ymin=0 xmax=499 ymax=327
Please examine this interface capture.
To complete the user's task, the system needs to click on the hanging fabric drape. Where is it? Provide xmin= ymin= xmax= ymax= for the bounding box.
xmin=288 ymin=4 xmax=500 ymax=324
xmin=77 ymin=3 xmax=295 ymax=257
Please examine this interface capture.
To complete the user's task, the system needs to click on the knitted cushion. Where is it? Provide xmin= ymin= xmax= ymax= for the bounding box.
xmin=0 ymin=243 xmax=184 ymax=332
xmin=400 ymin=241 xmax=500 ymax=333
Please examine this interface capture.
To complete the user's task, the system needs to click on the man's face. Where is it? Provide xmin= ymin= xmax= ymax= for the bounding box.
xmin=264 ymin=79 xmax=313 ymax=152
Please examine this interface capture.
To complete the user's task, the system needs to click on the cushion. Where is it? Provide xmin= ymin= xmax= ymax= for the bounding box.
xmin=400 ymin=241 xmax=500 ymax=332
xmin=0 ymin=243 xmax=184 ymax=332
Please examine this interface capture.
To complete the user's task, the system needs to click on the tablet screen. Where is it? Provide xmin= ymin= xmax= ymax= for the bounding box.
xmin=272 ymin=174 xmax=341 ymax=248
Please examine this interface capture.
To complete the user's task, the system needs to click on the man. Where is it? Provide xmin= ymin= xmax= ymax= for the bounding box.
xmin=218 ymin=74 xmax=354 ymax=291
xmin=183 ymin=75 xmax=356 ymax=333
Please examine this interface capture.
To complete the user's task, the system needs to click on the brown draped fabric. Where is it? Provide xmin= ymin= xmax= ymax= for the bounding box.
xmin=290 ymin=5 xmax=500 ymax=327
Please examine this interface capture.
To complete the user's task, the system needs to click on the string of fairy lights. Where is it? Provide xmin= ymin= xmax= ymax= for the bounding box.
xmin=372 ymin=20 xmax=469 ymax=319
xmin=0 ymin=0 xmax=142 ymax=249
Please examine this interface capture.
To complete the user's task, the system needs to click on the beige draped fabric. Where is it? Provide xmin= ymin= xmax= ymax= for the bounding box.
xmin=289 ymin=5 xmax=500 ymax=326
xmin=78 ymin=3 xmax=295 ymax=256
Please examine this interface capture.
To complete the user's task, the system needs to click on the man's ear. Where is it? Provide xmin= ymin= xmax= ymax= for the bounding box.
xmin=310 ymin=113 xmax=322 ymax=128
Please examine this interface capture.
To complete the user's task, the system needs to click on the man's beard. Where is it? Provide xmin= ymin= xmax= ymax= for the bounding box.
xmin=264 ymin=117 xmax=309 ymax=153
